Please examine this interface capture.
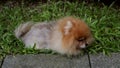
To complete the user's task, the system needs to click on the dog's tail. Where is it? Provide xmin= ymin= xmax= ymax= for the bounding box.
xmin=15 ymin=22 xmax=34 ymax=39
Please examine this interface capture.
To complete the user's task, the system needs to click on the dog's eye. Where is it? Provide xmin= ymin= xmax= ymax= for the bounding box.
xmin=77 ymin=37 xmax=85 ymax=41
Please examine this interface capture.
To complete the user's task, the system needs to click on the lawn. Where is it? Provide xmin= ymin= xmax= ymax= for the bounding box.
xmin=0 ymin=1 xmax=120 ymax=59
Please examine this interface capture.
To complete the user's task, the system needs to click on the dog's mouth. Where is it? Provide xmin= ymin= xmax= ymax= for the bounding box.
xmin=80 ymin=44 xmax=86 ymax=48
xmin=76 ymin=44 xmax=87 ymax=50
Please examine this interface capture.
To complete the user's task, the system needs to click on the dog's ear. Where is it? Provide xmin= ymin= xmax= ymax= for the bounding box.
xmin=64 ymin=21 xmax=73 ymax=35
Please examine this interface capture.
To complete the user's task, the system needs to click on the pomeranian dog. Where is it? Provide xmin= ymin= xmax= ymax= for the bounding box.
xmin=15 ymin=17 xmax=94 ymax=55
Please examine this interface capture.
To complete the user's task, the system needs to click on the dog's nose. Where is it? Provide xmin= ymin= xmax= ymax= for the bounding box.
xmin=86 ymin=44 xmax=88 ymax=46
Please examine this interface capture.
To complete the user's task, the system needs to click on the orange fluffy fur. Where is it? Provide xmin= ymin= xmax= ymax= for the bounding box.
xmin=56 ymin=17 xmax=93 ymax=55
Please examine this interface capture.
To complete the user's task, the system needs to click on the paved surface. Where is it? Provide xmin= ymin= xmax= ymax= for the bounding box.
xmin=90 ymin=53 xmax=120 ymax=68
xmin=2 ymin=54 xmax=89 ymax=68
xmin=1 ymin=53 xmax=120 ymax=68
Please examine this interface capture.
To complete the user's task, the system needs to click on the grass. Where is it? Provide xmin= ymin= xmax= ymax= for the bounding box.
xmin=0 ymin=1 xmax=120 ymax=59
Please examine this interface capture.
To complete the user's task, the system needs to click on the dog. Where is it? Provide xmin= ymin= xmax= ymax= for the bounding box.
xmin=15 ymin=17 xmax=94 ymax=55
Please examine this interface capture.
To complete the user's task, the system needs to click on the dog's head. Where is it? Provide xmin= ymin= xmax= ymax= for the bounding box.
xmin=58 ymin=17 xmax=94 ymax=55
